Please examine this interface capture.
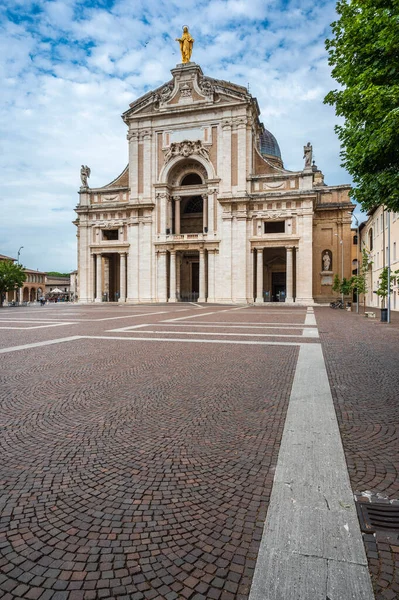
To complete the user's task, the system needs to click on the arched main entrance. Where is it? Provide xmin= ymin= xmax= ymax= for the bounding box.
xmin=156 ymin=156 xmax=218 ymax=303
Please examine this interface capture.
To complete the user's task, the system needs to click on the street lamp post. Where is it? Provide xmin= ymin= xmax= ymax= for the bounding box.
xmin=349 ymin=214 xmax=360 ymax=314
xmin=16 ymin=246 xmax=24 ymax=305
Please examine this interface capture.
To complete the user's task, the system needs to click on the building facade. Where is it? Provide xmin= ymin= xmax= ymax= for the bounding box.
xmin=0 ymin=254 xmax=46 ymax=304
xmin=45 ymin=275 xmax=71 ymax=300
xmin=359 ymin=207 xmax=399 ymax=311
xmin=75 ymin=61 xmax=354 ymax=305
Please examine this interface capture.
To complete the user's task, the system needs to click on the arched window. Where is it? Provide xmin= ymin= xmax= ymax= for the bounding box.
xmin=184 ymin=196 xmax=203 ymax=213
xmin=181 ymin=173 xmax=203 ymax=186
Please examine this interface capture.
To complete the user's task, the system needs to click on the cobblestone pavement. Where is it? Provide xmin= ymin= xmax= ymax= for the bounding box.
xmin=0 ymin=304 xmax=306 ymax=600
xmin=316 ymin=307 xmax=399 ymax=600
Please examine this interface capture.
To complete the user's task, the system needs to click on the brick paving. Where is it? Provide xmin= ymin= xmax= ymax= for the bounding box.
xmin=316 ymin=307 xmax=399 ymax=600
xmin=0 ymin=304 xmax=300 ymax=600
xmin=4 ymin=302 xmax=397 ymax=599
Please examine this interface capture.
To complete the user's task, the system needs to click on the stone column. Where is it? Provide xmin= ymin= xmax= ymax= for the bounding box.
xmin=207 ymin=192 xmax=214 ymax=234
xmin=157 ymin=251 xmax=167 ymax=302
xmin=198 ymin=248 xmax=206 ymax=302
xmin=176 ymin=253 xmax=181 ymax=301
xmin=207 ymin=250 xmax=215 ymax=302
xmin=174 ymin=197 xmax=181 ymax=235
xmin=95 ymin=254 xmax=102 ymax=302
xmin=203 ymin=194 xmax=208 ymax=232
xmin=255 ymin=248 xmax=263 ymax=303
xmin=103 ymin=257 xmax=110 ymax=301
xmin=167 ymin=198 xmax=173 ymax=234
xmin=90 ymin=253 xmax=96 ymax=302
xmin=157 ymin=193 xmax=167 ymax=236
xmin=119 ymin=253 xmax=126 ymax=302
xmin=286 ymin=247 xmax=294 ymax=303
xmin=169 ymin=250 xmax=177 ymax=302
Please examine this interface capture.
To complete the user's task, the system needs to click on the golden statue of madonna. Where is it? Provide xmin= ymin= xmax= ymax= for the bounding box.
xmin=176 ymin=26 xmax=194 ymax=63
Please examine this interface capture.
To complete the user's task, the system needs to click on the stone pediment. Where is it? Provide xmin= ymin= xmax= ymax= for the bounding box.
xmin=122 ymin=64 xmax=252 ymax=121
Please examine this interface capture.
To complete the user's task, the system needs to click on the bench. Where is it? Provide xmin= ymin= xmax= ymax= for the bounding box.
xmin=364 ymin=312 xmax=376 ymax=318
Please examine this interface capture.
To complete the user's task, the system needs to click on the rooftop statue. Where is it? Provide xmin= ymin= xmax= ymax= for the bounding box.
xmin=176 ymin=26 xmax=194 ymax=64
xmin=303 ymin=142 xmax=312 ymax=169
xmin=80 ymin=165 xmax=91 ymax=188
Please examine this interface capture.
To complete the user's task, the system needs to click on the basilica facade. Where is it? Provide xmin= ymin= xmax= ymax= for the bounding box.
xmin=75 ymin=61 xmax=353 ymax=305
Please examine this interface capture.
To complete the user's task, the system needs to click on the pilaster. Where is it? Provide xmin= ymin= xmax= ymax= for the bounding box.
xmin=119 ymin=253 xmax=127 ymax=302
xmin=157 ymin=251 xmax=167 ymax=302
xmin=95 ymin=254 xmax=102 ymax=302
xmin=169 ymin=250 xmax=177 ymax=302
xmin=256 ymin=248 xmax=263 ymax=303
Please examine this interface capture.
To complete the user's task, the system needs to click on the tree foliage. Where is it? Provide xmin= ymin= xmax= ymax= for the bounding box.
xmin=325 ymin=0 xmax=399 ymax=211
xmin=0 ymin=261 xmax=26 ymax=305
xmin=332 ymin=273 xmax=341 ymax=293
xmin=46 ymin=271 xmax=70 ymax=277
xmin=375 ymin=266 xmax=399 ymax=306
xmin=351 ymin=249 xmax=373 ymax=309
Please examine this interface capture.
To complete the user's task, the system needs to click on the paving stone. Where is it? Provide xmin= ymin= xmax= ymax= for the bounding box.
xmin=0 ymin=303 xmax=310 ymax=599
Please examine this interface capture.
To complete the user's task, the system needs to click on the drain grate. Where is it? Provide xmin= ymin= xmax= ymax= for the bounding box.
xmin=356 ymin=502 xmax=399 ymax=533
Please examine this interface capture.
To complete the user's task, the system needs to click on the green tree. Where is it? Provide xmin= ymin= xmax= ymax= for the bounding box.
xmin=350 ymin=248 xmax=373 ymax=311
xmin=324 ymin=0 xmax=399 ymax=212
xmin=46 ymin=271 xmax=70 ymax=277
xmin=375 ymin=266 xmax=399 ymax=307
xmin=340 ymin=277 xmax=353 ymax=296
xmin=332 ymin=273 xmax=341 ymax=294
xmin=0 ymin=261 xmax=26 ymax=307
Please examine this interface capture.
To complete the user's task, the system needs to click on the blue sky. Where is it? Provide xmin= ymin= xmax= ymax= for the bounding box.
xmin=0 ymin=0 xmax=361 ymax=272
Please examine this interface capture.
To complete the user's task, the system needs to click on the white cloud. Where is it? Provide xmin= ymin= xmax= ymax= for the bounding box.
xmin=0 ymin=0 xmax=356 ymax=272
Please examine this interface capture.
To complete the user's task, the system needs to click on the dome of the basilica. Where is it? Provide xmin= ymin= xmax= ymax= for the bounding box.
xmin=259 ymin=129 xmax=281 ymax=160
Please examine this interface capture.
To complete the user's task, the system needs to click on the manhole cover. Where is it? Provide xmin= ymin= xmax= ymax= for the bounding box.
xmin=356 ymin=502 xmax=399 ymax=533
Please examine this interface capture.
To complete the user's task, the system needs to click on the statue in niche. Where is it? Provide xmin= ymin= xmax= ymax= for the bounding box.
xmin=176 ymin=26 xmax=194 ymax=64
xmin=322 ymin=250 xmax=332 ymax=272
xmin=303 ymin=142 xmax=312 ymax=169
xmin=80 ymin=165 xmax=91 ymax=188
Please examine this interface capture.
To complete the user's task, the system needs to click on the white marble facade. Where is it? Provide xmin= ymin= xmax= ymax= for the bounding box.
xmin=75 ymin=62 xmax=353 ymax=304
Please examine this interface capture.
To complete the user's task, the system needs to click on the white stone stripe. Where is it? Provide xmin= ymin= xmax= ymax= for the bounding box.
xmin=0 ymin=323 xmax=77 ymax=330
xmin=148 ymin=322 xmax=314 ymax=329
xmin=304 ymin=312 xmax=317 ymax=325
xmin=0 ymin=336 xmax=83 ymax=354
xmin=248 ymin=344 xmax=374 ymax=600
xmin=82 ymin=335 xmax=306 ymax=347
xmin=302 ymin=327 xmax=319 ymax=337
xmin=106 ymin=330 xmax=317 ymax=339
xmin=163 ymin=306 xmax=252 ymax=322
xmin=0 ymin=319 xmax=66 ymax=323
xmin=107 ymin=324 xmax=148 ymax=332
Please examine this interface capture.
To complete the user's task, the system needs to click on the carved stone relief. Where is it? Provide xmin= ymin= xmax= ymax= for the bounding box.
xmin=180 ymin=83 xmax=192 ymax=98
xmin=163 ymin=140 xmax=210 ymax=164
xmin=263 ymin=181 xmax=285 ymax=190
xmin=263 ymin=212 xmax=285 ymax=220
xmin=198 ymin=78 xmax=214 ymax=97
xmin=160 ymin=84 xmax=173 ymax=101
